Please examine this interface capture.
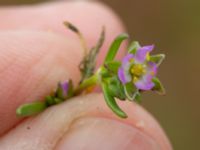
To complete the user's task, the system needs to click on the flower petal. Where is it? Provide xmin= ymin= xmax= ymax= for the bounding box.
xmin=122 ymin=54 xmax=134 ymax=68
xmin=147 ymin=62 xmax=158 ymax=77
xmin=118 ymin=54 xmax=134 ymax=84
xmin=135 ymin=74 xmax=155 ymax=90
xmin=135 ymin=45 xmax=154 ymax=63
xmin=118 ymin=67 xmax=131 ymax=84
xmin=134 ymin=62 xmax=157 ymax=91
xmin=60 ymin=81 xmax=69 ymax=97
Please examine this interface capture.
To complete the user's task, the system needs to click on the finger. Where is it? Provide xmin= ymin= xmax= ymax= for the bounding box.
xmin=0 ymin=94 xmax=172 ymax=150
xmin=0 ymin=31 xmax=81 ymax=136
xmin=0 ymin=1 xmax=126 ymax=136
xmin=0 ymin=1 xmax=126 ymax=64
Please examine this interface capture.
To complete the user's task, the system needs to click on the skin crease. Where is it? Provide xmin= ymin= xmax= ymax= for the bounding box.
xmin=0 ymin=1 xmax=172 ymax=150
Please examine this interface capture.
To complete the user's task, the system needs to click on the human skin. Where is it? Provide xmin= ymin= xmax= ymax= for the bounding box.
xmin=0 ymin=1 xmax=172 ymax=150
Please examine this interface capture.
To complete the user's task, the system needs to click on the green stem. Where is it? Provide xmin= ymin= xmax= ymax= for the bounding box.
xmin=74 ymin=74 xmax=98 ymax=95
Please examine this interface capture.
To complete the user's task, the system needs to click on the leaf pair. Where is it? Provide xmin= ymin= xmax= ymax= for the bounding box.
xmin=102 ymin=82 xmax=127 ymax=118
xmin=101 ymin=33 xmax=129 ymax=118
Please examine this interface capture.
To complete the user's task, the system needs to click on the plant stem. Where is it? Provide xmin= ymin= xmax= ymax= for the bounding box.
xmin=74 ymin=74 xmax=98 ymax=95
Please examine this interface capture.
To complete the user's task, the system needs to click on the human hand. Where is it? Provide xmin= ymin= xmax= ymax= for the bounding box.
xmin=0 ymin=1 xmax=172 ymax=150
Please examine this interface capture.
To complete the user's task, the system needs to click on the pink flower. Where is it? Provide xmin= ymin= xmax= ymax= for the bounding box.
xmin=118 ymin=45 xmax=157 ymax=90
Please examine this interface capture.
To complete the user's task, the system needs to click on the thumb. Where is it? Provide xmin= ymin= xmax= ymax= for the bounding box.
xmin=0 ymin=94 xmax=172 ymax=150
xmin=0 ymin=1 xmax=126 ymax=136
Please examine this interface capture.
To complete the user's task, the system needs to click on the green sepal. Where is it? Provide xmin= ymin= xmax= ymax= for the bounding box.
xmin=16 ymin=101 xmax=47 ymax=117
xmin=104 ymin=61 xmax=121 ymax=74
xmin=123 ymin=83 xmax=142 ymax=103
xmin=152 ymin=77 xmax=166 ymax=95
xmin=66 ymin=80 xmax=74 ymax=98
xmin=149 ymin=54 xmax=165 ymax=66
xmin=56 ymin=83 xmax=65 ymax=100
xmin=104 ymin=33 xmax=129 ymax=63
xmin=134 ymin=91 xmax=142 ymax=103
xmin=107 ymin=76 xmax=126 ymax=100
xmin=101 ymin=82 xmax=127 ymax=118
xmin=128 ymin=41 xmax=140 ymax=54
xmin=123 ymin=82 xmax=137 ymax=101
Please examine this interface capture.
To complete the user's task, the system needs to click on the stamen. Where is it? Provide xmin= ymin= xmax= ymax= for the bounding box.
xmin=131 ymin=64 xmax=146 ymax=77
xmin=129 ymin=58 xmax=134 ymax=63
xmin=146 ymin=53 xmax=150 ymax=61
xmin=150 ymin=71 xmax=155 ymax=76
xmin=133 ymin=76 xmax=138 ymax=83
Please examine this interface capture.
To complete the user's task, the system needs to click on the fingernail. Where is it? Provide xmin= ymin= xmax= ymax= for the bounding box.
xmin=55 ymin=117 xmax=160 ymax=150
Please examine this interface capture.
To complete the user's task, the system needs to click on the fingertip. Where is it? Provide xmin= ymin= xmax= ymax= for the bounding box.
xmin=0 ymin=30 xmax=82 ymax=136
xmin=0 ymin=94 xmax=172 ymax=150
xmin=55 ymin=117 xmax=161 ymax=150
xmin=0 ymin=1 xmax=127 ymax=62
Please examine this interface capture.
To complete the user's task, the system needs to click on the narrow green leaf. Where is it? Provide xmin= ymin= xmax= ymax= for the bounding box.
xmin=102 ymin=82 xmax=127 ymax=118
xmin=104 ymin=33 xmax=129 ymax=63
xmin=128 ymin=41 xmax=140 ymax=54
xmin=104 ymin=61 xmax=121 ymax=74
xmin=149 ymin=54 xmax=165 ymax=66
xmin=152 ymin=77 xmax=166 ymax=95
xmin=16 ymin=101 xmax=47 ymax=117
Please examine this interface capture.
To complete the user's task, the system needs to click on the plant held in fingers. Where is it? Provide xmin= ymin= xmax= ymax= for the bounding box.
xmin=16 ymin=22 xmax=165 ymax=118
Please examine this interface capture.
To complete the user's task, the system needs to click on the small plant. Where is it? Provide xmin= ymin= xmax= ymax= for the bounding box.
xmin=16 ymin=22 xmax=165 ymax=118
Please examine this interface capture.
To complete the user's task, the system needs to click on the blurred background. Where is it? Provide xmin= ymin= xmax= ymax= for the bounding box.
xmin=0 ymin=0 xmax=199 ymax=149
